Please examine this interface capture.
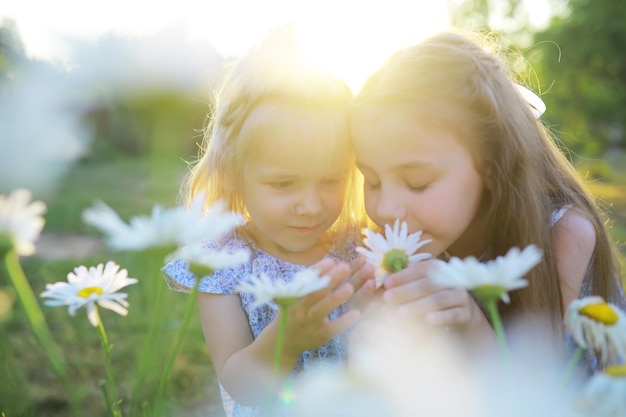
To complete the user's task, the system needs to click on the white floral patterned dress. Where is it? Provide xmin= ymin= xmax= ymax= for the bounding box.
xmin=162 ymin=233 xmax=358 ymax=417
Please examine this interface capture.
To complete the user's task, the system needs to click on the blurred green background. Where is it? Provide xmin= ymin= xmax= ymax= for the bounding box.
xmin=1 ymin=0 xmax=626 ymax=416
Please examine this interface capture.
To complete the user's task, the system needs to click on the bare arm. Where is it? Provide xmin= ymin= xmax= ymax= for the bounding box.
xmin=197 ymin=259 xmax=359 ymax=406
xmin=551 ymin=208 xmax=596 ymax=315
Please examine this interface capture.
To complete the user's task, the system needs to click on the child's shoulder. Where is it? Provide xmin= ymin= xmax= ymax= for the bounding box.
xmin=551 ymin=206 xmax=596 ymax=250
xmin=162 ymin=233 xmax=255 ymax=294
xmin=551 ymin=206 xmax=596 ymax=304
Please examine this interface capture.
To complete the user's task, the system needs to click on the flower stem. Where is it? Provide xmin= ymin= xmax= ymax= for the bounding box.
xmin=3 ymin=250 xmax=80 ymax=414
xmin=559 ymin=346 xmax=585 ymax=387
xmin=273 ymin=306 xmax=289 ymax=385
xmin=155 ymin=279 xmax=200 ymax=407
xmin=95 ymin=306 xmax=123 ymax=417
xmin=484 ymin=299 xmax=509 ymax=360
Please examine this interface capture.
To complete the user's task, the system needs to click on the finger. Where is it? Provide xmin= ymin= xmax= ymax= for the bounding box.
xmin=298 ymin=262 xmax=351 ymax=309
xmin=308 ymin=281 xmax=354 ymax=321
xmin=310 ymin=257 xmax=337 ymax=276
xmin=322 ymin=309 xmax=361 ymax=338
xmin=382 ymin=275 xmax=439 ymax=305
xmin=349 ymin=278 xmax=376 ymax=310
xmin=383 ymin=260 xmax=433 ymax=288
xmin=349 ymin=261 xmax=375 ymax=293
xmin=395 ymin=289 xmax=471 ymax=320
xmin=425 ymin=307 xmax=472 ymax=326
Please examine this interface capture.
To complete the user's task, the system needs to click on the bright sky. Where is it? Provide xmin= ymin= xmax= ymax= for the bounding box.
xmin=1 ymin=0 xmax=553 ymax=92
xmin=2 ymin=0 xmax=453 ymax=92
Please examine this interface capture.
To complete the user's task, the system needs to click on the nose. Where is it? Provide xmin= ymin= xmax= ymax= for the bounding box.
xmin=295 ymin=186 xmax=322 ymax=215
xmin=372 ymin=184 xmax=406 ymax=224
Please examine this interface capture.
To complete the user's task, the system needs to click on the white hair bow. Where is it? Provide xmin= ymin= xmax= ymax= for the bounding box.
xmin=514 ymin=83 xmax=546 ymax=119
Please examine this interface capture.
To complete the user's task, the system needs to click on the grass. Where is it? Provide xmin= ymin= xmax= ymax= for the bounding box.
xmin=1 ymin=150 xmax=625 ymax=417
xmin=1 ymin=154 xmax=226 ymax=417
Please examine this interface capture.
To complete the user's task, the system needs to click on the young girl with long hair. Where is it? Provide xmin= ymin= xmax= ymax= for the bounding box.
xmin=163 ymin=27 xmax=365 ymax=416
xmin=349 ymin=29 xmax=625 ymax=364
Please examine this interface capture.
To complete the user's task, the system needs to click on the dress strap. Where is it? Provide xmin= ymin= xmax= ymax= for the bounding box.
xmin=550 ymin=204 xmax=573 ymax=228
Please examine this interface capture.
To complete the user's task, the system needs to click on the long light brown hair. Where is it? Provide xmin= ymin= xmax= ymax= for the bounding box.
xmin=352 ymin=29 xmax=625 ymax=338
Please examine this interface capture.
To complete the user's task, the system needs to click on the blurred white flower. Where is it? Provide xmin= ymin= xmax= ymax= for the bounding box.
xmin=40 ymin=261 xmax=138 ymax=326
xmin=68 ymin=25 xmax=224 ymax=97
xmin=286 ymin=363 xmax=395 ymax=417
xmin=82 ymin=195 xmax=244 ymax=252
xmin=0 ymin=188 xmax=47 ymax=256
xmin=236 ymin=268 xmax=330 ymax=309
xmin=578 ymin=364 xmax=626 ymax=417
xmin=290 ymin=315 xmax=479 ymax=417
xmin=167 ymin=241 xmax=250 ymax=277
xmin=357 ymin=219 xmax=432 ymax=288
xmin=428 ymin=245 xmax=542 ymax=303
xmin=565 ymin=296 xmax=626 ymax=367
xmin=0 ymin=61 xmax=88 ymax=195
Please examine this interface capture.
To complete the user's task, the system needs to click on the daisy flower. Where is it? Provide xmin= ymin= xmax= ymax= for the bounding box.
xmin=565 ymin=296 xmax=626 ymax=367
xmin=236 ymin=268 xmax=331 ymax=309
xmin=40 ymin=261 xmax=138 ymax=326
xmin=82 ymin=194 xmax=244 ymax=252
xmin=357 ymin=219 xmax=432 ymax=288
xmin=578 ymin=364 xmax=626 ymax=417
xmin=427 ymin=245 xmax=543 ymax=304
xmin=0 ymin=188 xmax=47 ymax=256
xmin=167 ymin=241 xmax=250 ymax=278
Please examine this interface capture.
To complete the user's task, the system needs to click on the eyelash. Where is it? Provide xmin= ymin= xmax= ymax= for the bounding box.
xmin=365 ymin=181 xmax=428 ymax=192
xmin=406 ymin=182 xmax=429 ymax=192
xmin=270 ymin=181 xmax=294 ymax=189
xmin=365 ymin=181 xmax=380 ymax=190
xmin=321 ymin=178 xmax=342 ymax=186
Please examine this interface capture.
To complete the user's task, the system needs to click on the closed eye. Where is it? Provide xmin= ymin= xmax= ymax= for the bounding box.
xmin=270 ymin=180 xmax=295 ymax=190
xmin=365 ymin=180 xmax=381 ymax=190
xmin=406 ymin=182 xmax=429 ymax=192
xmin=321 ymin=177 xmax=344 ymax=186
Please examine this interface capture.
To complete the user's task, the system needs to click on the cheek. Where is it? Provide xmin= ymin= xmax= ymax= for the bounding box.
xmin=324 ymin=187 xmax=346 ymax=215
xmin=363 ymin=188 xmax=381 ymax=224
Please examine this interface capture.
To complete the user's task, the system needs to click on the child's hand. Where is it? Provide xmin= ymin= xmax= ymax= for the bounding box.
xmin=279 ymin=260 xmax=360 ymax=358
xmin=348 ymin=255 xmax=377 ymax=311
xmin=381 ymin=260 xmax=486 ymax=330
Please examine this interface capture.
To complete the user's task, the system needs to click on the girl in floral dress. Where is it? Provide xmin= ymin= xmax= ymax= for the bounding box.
xmin=163 ymin=27 xmax=365 ymax=416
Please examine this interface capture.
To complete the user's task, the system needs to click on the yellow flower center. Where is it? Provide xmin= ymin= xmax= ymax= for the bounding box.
xmin=605 ymin=364 xmax=626 ymax=377
xmin=383 ymin=249 xmax=409 ymax=273
xmin=578 ymin=302 xmax=618 ymax=325
xmin=77 ymin=286 xmax=103 ymax=298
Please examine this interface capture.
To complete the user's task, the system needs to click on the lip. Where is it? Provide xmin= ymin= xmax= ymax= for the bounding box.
xmin=289 ymin=225 xmax=320 ymax=235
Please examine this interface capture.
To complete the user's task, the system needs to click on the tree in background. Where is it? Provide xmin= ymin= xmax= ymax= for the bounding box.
xmin=531 ymin=0 xmax=626 ymax=159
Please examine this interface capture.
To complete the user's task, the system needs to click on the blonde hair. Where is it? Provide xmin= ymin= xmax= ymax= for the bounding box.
xmin=352 ymin=29 xmax=624 ymax=337
xmin=184 ymin=26 xmax=365 ymax=248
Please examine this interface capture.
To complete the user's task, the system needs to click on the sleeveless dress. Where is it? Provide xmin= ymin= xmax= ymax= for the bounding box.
xmin=162 ymin=233 xmax=358 ymax=417
xmin=554 ymin=206 xmax=626 ymax=377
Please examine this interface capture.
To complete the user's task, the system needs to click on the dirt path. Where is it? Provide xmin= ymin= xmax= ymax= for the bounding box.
xmin=35 ymin=232 xmax=106 ymax=260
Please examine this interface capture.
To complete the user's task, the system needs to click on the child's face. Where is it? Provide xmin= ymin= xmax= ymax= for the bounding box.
xmin=351 ymin=105 xmax=486 ymax=258
xmin=241 ymin=106 xmax=349 ymax=264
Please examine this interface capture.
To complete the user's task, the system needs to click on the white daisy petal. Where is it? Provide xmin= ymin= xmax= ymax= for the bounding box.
xmin=167 ymin=242 xmax=250 ymax=272
xmin=427 ymin=245 xmax=541 ymax=304
xmin=565 ymin=296 xmax=626 ymax=367
xmin=82 ymin=194 xmax=245 ymax=252
xmin=236 ymin=268 xmax=331 ymax=309
xmin=357 ymin=220 xmax=432 ymax=288
xmin=40 ymin=261 xmax=138 ymax=326
xmin=0 ymin=188 xmax=47 ymax=256
xmin=578 ymin=365 xmax=626 ymax=417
